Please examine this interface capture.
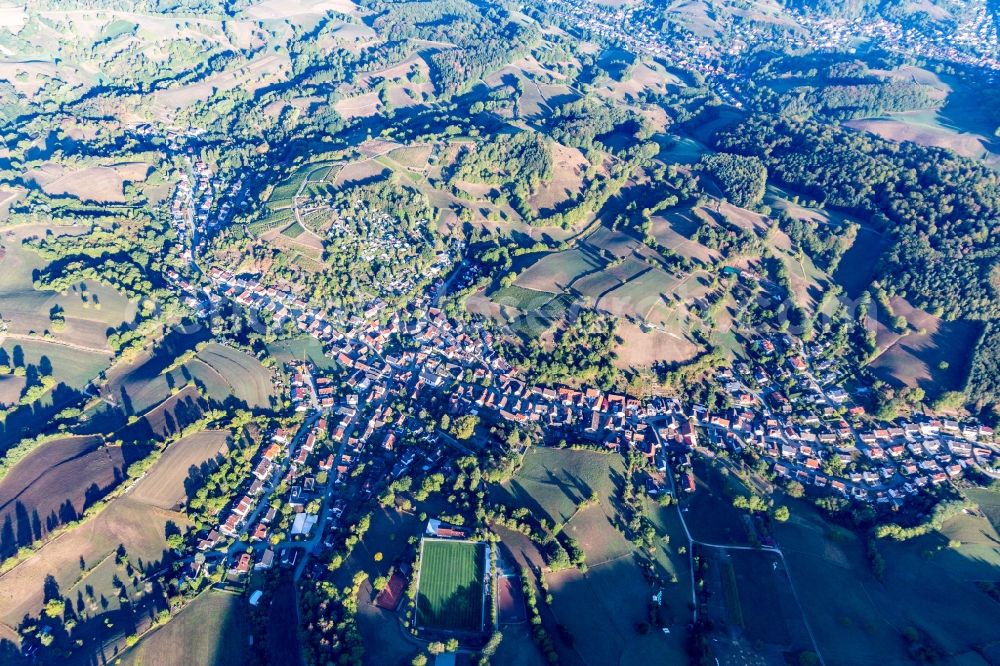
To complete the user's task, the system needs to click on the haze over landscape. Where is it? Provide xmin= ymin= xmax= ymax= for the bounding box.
xmin=0 ymin=0 xmax=998 ymax=664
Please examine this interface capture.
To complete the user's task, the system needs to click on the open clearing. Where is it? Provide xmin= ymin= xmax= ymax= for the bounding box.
xmin=25 ymin=162 xmax=150 ymax=203
xmin=845 ymin=111 xmax=999 ymax=167
xmin=119 ymin=589 xmax=249 ymax=666
xmin=832 ymin=226 xmax=887 ymax=298
xmin=527 ymin=142 xmax=589 ymax=215
xmin=0 ymin=224 xmax=137 ymax=349
xmin=491 ymin=448 xmax=623 ymax=527
xmin=613 ymin=320 xmax=702 ymax=368
xmin=491 ymin=447 xmax=688 ymax=662
xmin=266 ymin=335 xmax=339 ymax=371
xmin=870 ymin=298 xmax=979 ymax=397
xmin=548 ymin=557 xmax=679 ymax=666
xmin=416 ymin=539 xmax=486 ymax=632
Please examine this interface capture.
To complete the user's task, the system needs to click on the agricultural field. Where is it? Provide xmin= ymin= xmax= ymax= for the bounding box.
xmin=0 ymin=436 xmax=149 ymax=557
xmin=595 ymin=265 xmax=682 ymax=323
xmin=129 ymin=430 xmax=229 ymax=510
xmin=281 ymin=221 xmax=306 ymax=239
xmin=94 ymin=341 xmax=199 ymax=419
xmin=648 ymin=207 xmax=721 ymax=266
xmin=86 ymin=336 xmax=272 ymax=436
xmin=0 ymin=495 xmax=188 ymax=630
xmin=0 ymin=339 xmax=110 ymax=391
xmin=25 ymin=162 xmax=150 ymax=203
xmin=701 ymin=547 xmax=814 ymax=661
xmin=539 ymin=486 xmax=685 ymax=663
xmin=329 ymin=159 xmax=390 ymax=189
xmin=643 ymin=498 xmax=695 ymax=618
xmin=190 ymin=343 xmax=276 ymax=409
xmin=963 ymin=487 xmax=1000 ymax=533
xmin=763 ymin=187 xmax=886 ymax=298
xmin=0 ymin=339 xmax=113 ymax=452
xmin=491 ymin=623 xmax=547 ymax=666
xmin=119 ymin=589 xmax=249 ymax=666
xmin=659 ymin=134 xmax=709 ymax=164
xmin=496 ymin=226 xmax=714 ymax=344
xmin=681 ymin=458 xmax=756 ymax=546
xmin=489 ymin=285 xmax=558 ymax=323
xmin=385 ymin=144 xmax=433 ymax=171
xmin=514 ymin=248 xmax=606 ymax=294
xmin=0 ymin=376 xmax=24 ymax=408
xmin=262 ymin=220 xmax=325 ymax=254
xmin=415 ymin=539 xmax=486 ymax=633
xmin=772 ymin=240 xmax=831 ymax=317
xmin=570 ymin=256 xmax=649 ymax=304
xmin=0 ymin=429 xmax=226 ymax=631
xmin=134 ymin=385 xmax=207 ymax=439
xmin=484 ymin=56 xmax=580 ymax=120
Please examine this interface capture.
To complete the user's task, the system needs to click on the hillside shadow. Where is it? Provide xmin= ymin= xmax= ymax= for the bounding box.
xmin=502 ymin=479 xmax=556 ymax=528
xmin=416 ymin=580 xmax=483 ymax=633
xmin=0 ymin=442 xmax=150 ymax=558
xmin=183 ymin=453 xmax=226 ymax=500
xmin=0 ymin=383 xmax=85 ymax=454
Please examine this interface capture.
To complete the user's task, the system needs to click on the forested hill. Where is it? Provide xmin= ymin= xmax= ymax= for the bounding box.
xmin=715 ymin=115 xmax=1000 ymax=322
xmin=715 ymin=113 xmax=1000 ymax=412
xmin=360 ymin=0 xmax=540 ymax=95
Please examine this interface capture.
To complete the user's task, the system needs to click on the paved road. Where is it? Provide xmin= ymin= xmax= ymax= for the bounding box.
xmin=649 ymin=417 xmax=826 ymax=666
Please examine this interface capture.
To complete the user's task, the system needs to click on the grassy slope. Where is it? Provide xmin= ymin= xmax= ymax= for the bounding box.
xmin=119 ymin=589 xmax=249 ymax=666
xmin=775 ymin=499 xmax=1000 ymax=665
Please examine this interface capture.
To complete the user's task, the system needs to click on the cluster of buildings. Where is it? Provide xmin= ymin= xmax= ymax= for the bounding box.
xmin=162 ymin=133 xmax=243 ymax=273
xmin=654 ymin=332 xmax=999 ymax=507
xmin=167 ymin=236 xmax=1000 ymax=592
xmin=545 ymin=0 xmax=997 ymax=111
xmin=793 ymin=5 xmax=999 ymax=72
xmin=196 ymin=410 xmax=340 ymax=576
xmin=323 ymin=205 xmax=445 ymax=299
xmin=686 ymin=402 xmax=996 ymax=506
xmin=194 ymin=246 xmax=1000 ymax=519
xmin=193 ymin=346 xmax=455 ymax=579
